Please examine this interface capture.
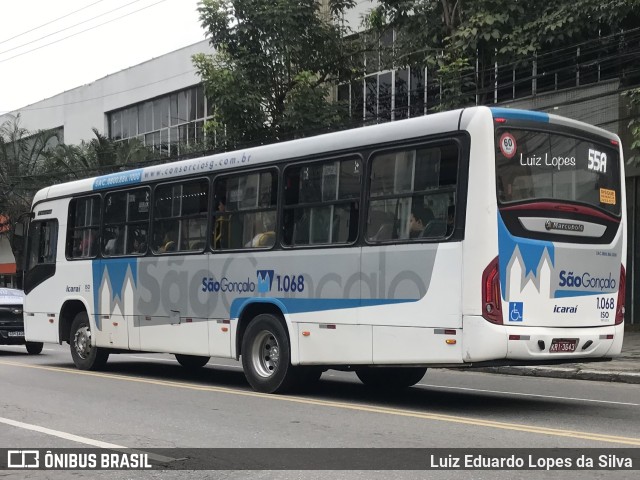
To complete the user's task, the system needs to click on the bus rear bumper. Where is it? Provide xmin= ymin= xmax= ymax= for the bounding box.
xmin=462 ymin=315 xmax=624 ymax=363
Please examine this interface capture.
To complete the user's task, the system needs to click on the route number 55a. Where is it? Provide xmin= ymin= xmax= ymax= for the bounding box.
xmin=588 ymin=148 xmax=607 ymax=173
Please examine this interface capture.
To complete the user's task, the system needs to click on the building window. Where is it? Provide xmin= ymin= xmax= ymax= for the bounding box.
xmin=108 ymin=85 xmax=213 ymax=156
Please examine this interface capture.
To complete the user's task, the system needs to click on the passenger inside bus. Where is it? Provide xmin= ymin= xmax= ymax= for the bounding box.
xmin=213 ymin=195 xmax=230 ymax=249
xmin=158 ymin=230 xmax=177 ymax=253
xmin=408 ymin=204 xmax=434 ymax=239
xmin=445 ymin=204 xmax=455 ymax=236
xmin=104 ymin=228 xmax=125 ymax=255
xmin=245 ymin=212 xmax=276 ymax=248
xmin=131 ymin=230 xmax=147 ymax=254
xmin=74 ymin=229 xmax=97 ymax=257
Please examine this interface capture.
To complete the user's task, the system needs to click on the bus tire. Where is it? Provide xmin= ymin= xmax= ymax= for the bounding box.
xmin=175 ymin=354 xmax=210 ymax=369
xmin=241 ymin=313 xmax=297 ymax=393
xmin=356 ymin=366 xmax=427 ymax=389
xmin=69 ymin=312 xmax=109 ymax=370
xmin=25 ymin=342 xmax=43 ymax=355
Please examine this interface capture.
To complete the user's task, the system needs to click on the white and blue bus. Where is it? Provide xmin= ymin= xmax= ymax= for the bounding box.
xmin=22 ymin=106 xmax=627 ymax=393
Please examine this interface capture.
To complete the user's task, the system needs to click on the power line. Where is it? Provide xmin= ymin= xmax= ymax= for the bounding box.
xmin=0 ymin=0 xmax=144 ymax=56
xmin=0 ymin=1 xmax=105 ymax=46
xmin=0 ymin=0 xmax=169 ymax=64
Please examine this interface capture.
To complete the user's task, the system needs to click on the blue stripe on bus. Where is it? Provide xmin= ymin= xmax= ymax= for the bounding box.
xmin=554 ymin=290 xmax=606 ymax=298
xmin=230 ymin=297 xmax=416 ymax=319
xmin=490 ymin=107 xmax=549 ymax=123
xmin=93 ymin=169 xmax=144 ymax=190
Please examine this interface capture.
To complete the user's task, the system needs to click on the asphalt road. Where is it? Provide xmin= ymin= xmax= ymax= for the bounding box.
xmin=0 ymin=343 xmax=639 ymax=479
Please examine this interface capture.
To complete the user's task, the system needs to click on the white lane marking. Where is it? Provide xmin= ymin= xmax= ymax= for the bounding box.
xmin=416 ymin=382 xmax=640 ymax=407
xmin=0 ymin=416 xmax=176 ymax=462
xmin=0 ymin=416 xmax=126 ymax=448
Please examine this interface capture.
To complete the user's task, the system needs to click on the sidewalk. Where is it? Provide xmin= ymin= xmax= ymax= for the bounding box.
xmin=473 ymin=329 xmax=640 ymax=384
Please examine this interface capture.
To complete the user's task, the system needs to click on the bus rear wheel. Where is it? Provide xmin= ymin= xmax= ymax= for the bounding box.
xmin=25 ymin=342 xmax=43 ymax=355
xmin=356 ymin=367 xmax=427 ymax=390
xmin=69 ymin=312 xmax=109 ymax=370
xmin=241 ymin=313 xmax=297 ymax=393
xmin=175 ymin=354 xmax=210 ymax=369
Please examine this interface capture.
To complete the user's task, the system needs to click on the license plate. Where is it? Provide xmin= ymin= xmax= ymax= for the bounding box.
xmin=549 ymin=338 xmax=577 ymax=353
xmin=7 ymin=331 xmax=24 ymax=337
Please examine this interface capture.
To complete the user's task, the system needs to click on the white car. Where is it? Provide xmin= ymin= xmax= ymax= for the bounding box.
xmin=0 ymin=288 xmax=43 ymax=354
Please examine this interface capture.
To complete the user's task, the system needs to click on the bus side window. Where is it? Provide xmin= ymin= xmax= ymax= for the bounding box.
xmin=283 ymin=158 xmax=361 ymax=247
xmin=67 ymin=196 xmax=100 ymax=259
xmin=367 ymin=142 xmax=458 ymax=243
xmin=213 ymin=170 xmax=277 ymax=250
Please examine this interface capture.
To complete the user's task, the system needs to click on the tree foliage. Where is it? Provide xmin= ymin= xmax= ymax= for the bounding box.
xmin=367 ymin=0 xmax=640 ymax=109
xmin=193 ymin=0 xmax=360 ymax=149
xmin=623 ymin=88 xmax=640 ymax=166
xmin=1 ymin=119 xmax=152 ymax=272
xmin=43 ymin=128 xmax=151 ymax=181
xmin=0 ymin=115 xmax=61 ymax=229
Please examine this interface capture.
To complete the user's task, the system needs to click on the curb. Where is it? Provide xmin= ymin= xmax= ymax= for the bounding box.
xmin=472 ymin=366 xmax=640 ymax=384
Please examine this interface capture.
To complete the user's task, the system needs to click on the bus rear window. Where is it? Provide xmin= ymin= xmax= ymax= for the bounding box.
xmin=495 ymin=128 xmax=621 ymax=216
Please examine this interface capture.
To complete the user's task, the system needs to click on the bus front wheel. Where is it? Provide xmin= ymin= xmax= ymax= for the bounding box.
xmin=356 ymin=366 xmax=427 ymax=390
xmin=241 ymin=313 xmax=297 ymax=393
xmin=69 ymin=312 xmax=109 ymax=370
xmin=175 ymin=354 xmax=210 ymax=369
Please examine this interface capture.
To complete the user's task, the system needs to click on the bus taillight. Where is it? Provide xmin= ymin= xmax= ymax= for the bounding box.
xmin=482 ymin=257 xmax=503 ymax=324
xmin=615 ymin=265 xmax=626 ymax=325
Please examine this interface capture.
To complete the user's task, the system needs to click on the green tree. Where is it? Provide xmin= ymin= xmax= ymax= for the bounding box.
xmin=0 ymin=115 xmax=61 ymax=275
xmin=43 ymin=128 xmax=152 ymax=181
xmin=193 ymin=0 xmax=360 ymax=150
xmin=0 ymin=115 xmax=61 ymax=224
xmin=623 ymin=88 xmax=640 ymax=166
xmin=367 ymin=0 xmax=640 ymax=109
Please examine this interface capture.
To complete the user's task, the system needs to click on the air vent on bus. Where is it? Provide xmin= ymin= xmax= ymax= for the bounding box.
xmin=482 ymin=257 xmax=503 ymax=324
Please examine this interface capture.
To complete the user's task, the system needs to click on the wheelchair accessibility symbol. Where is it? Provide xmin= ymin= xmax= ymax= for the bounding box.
xmin=509 ymin=302 xmax=524 ymax=322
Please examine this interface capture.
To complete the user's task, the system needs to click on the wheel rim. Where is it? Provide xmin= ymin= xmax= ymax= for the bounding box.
xmin=251 ymin=330 xmax=280 ymax=378
xmin=73 ymin=325 xmax=92 ymax=360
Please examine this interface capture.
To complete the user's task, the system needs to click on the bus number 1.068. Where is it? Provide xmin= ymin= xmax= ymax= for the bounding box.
xmin=276 ymin=275 xmax=305 ymax=292
xmin=596 ymin=297 xmax=615 ymax=310
xmin=597 ymin=297 xmax=614 ymax=319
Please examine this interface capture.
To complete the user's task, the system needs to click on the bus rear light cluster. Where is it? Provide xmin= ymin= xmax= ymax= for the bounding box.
xmin=615 ymin=265 xmax=626 ymax=325
xmin=482 ymin=257 xmax=503 ymax=324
